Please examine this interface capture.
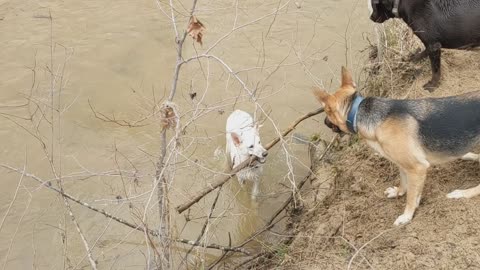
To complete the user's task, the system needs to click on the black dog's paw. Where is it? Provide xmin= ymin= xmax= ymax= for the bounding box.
xmin=423 ymin=80 xmax=439 ymax=92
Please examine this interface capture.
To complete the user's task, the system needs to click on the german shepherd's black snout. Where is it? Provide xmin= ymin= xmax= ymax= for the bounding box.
xmin=324 ymin=117 xmax=341 ymax=133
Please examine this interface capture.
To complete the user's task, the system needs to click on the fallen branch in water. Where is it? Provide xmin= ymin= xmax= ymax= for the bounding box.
xmin=174 ymin=238 xmax=250 ymax=255
xmin=174 ymin=107 xmax=325 ymax=214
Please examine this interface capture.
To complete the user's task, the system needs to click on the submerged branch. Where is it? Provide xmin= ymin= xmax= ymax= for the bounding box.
xmin=174 ymin=238 xmax=250 ymax=255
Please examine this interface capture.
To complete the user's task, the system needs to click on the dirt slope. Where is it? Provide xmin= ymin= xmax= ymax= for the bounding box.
xmin=275 ymin=22 xmax=480 ymax=270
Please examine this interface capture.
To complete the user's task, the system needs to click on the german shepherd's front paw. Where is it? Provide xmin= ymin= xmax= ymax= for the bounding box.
xmin=384 ymin=186 xmax=405 ymax=198
xmin=394 ymin=213 xmax=413 ymax=226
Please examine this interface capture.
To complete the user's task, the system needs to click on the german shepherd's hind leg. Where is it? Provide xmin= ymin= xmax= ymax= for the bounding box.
xmin=385 ymin=168 xmax=407 ymax=198
xmin=447 ymin=185 xmax=480 ymax=199
xmin=448 ymin=153 xmax=480 ymax=199
xmin=460 ymin=152 xmax=479 ymax=161
xmin=394 ymin=167 xmax=427 ymax=226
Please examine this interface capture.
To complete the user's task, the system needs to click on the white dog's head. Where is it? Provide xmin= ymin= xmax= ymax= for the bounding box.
xmin=226 ymin=110 xmax=268 ymax=167
xmin=229 ymin=124 xmax=268 ymax=164
xmin=230 ymin=125 xmax=268 ymax=163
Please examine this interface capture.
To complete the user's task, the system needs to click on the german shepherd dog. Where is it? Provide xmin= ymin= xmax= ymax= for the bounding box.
xmin=313 ymin=67 xmax=480 ymax=225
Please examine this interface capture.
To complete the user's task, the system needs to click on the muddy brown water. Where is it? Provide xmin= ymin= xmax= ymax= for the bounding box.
xmin=0 ymin=0 xmax=370 ymax=268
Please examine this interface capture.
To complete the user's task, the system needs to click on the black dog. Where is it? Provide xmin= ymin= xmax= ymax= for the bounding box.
xmin=369 ymin=0 xmax=480 ymax=91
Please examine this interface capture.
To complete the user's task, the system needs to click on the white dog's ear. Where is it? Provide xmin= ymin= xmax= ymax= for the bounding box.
xmin=230 ymin=132 xmax=242 ymax=146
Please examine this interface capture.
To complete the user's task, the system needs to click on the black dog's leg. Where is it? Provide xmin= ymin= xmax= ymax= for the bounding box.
xmin=423 ymin=42 xmax=442 ymax=92
xmin=408 ymin=48 xmax=428 ymax=62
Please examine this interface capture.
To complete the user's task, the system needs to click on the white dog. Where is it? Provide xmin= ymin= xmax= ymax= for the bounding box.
xmin=226 ymin=110 xmax=268 ymax=198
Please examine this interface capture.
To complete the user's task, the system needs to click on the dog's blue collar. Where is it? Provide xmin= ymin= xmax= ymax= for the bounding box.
xmin=346 ymin=94 xmax=364 ymax=134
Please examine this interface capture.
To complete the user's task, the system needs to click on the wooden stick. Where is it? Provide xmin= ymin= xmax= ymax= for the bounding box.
xmin=174 ymin=238 xmax=250 ymax=255
xmin=174 ymin=107 xmax=324 ymax=214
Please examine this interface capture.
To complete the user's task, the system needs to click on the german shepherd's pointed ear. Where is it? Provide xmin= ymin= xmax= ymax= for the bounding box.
xmin=312 ymin=87 xmax=330 ymax=104
xmin=341 ymin=66 xmax=356 ymax=88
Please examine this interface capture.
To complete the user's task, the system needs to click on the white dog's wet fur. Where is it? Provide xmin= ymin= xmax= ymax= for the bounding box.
xmin=226 ymin=110 xmax=268 ymax=198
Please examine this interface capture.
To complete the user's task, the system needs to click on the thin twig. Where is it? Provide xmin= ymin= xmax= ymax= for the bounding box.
xmin=65 ymin=203 xmax=98 ymax=270
xmin=182 ymin=187 xmax=222 ymax=266
xmin=0 ymin=164 xmax=25 ymax=233
xmin=347 ymin=229 xmax=393 ymax=269
xmin=88 ymin=100 xmax=149 ymax=127
xmin=2 ymin=194 xmax=32 ymax=270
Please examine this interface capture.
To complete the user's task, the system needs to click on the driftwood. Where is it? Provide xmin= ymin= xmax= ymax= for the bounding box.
xmin=175 ymin=107 xmax=325 ymax=214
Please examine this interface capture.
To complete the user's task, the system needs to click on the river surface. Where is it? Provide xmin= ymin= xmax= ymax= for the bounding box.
xmin=0 ymin=0 xmax=370 ymax=268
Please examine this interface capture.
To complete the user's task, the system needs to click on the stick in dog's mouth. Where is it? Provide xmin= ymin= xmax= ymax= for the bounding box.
xmin=249 ymin=157 xmax=266 ymax=168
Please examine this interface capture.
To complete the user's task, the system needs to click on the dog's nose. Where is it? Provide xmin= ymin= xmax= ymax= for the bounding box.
xmin=262 ymin=151 xmax=268 ymax=157
xmin=324 ymin=117 xmax=334 ymax=128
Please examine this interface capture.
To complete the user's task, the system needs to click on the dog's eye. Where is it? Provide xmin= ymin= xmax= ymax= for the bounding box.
xmin=249 ymin=145 xmax=254 ymax=149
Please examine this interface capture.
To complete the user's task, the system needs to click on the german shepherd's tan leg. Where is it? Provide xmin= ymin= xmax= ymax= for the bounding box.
xmin=377 ymin=117 xmax=429 ymax=225
xmin=461 ymin=152 xmax=479 ymax=161
xmin=394 ymin=166 xmax=427 ymax=226
xmin=448 ymin=153 xmax=480 ymax=199
xmin=385 ymin=168 xmax=407 ymax=198
xmin=447 ymin=185 xmax=480 ymax=199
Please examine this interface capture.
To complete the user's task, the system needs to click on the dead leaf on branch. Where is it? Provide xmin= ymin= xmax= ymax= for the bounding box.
xmin=160 ymin=101 xmax=180 ymax=131
xmin=160 ymin=107 xmax=175 ymax=129
xmin=187 ymin=16 xmax=205 ymax=45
